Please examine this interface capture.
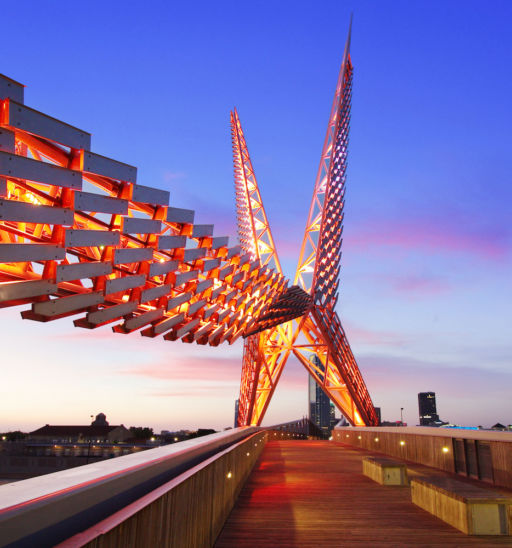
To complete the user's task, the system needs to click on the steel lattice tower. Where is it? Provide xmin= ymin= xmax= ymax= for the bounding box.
xmin=233 ymin=21 xmax=378 ymax=427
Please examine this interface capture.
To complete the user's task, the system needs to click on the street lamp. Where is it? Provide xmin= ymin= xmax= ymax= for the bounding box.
xmin=400 ymin=408 xmax=404 ymax=425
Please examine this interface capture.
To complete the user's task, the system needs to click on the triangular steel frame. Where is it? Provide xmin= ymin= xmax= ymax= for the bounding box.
xmin=233 ymin=20 xmax=379 ymax=427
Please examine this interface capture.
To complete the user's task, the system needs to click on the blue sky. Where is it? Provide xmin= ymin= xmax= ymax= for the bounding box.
xmin=1 ymin=1 xmax=511 ymax=431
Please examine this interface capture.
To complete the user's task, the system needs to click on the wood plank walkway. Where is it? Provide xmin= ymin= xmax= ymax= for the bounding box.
xmin=215 ymin=440 xmax=512 ymax=547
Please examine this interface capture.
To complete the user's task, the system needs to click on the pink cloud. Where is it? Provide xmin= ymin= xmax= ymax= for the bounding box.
xmin=343 ymin=322 xmax=405 ymax=347
xmin=120 ymin=356 xmax=242 ymax=382
xmin=346 ymin=219 xmax=510 ymax=260
xmin=388 ymin=274 xmax=451 ymax=297
xmin=358 ymin=354 xmax=512 ymax=427
xmin=50 ymin=329 xmax=122 ymax=341
xmin=121 ymin=352 xmax=313 ymax=391
xmin=150 ymin=387 xmax=235 ymax=397
xmin=360 ymin=355 xmax=511 ymax=398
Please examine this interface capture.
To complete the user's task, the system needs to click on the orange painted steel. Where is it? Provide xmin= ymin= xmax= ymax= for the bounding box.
xmin=0 ymin=76 xmax=291 ymax=346
xmin=0 ymin=20 xmax=377 ymax=427
xmin=234 ymin=21 xmax=378 ymax=427
xmin=231 ymin=110 xmax=304 ymax=426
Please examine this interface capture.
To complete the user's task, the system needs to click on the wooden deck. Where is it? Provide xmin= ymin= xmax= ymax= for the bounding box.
xmin=215 ymin=440 xmax=512 ymax=547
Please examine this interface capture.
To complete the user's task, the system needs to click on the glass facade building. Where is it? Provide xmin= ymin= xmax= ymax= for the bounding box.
xmin=418 ymin=392 xmax=440 ymax=425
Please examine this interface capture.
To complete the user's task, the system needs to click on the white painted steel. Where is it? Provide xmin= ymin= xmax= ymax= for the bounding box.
xmin=157 ymin=235 xmax=186 ymax=250
xmin=183 ymin=247 xmax=207 ymax=262
xmin=32 ymin=291 xmax=104 ymax=316
xmin=64 ymin=229 xmax=120 ymax=248
xmin=7 ymin=100 xmax=91 ymax=149
xmin=195 ymin=278 xmax=214 ymax=293
xmin=0 ymin=279 xmax=57 ymax=301
xmin=104 ymin=274 xmax=146 ymax=295
xmin=203 ymin=304 xmax=220 ymax=319
xmin=166 ymin=292 xmax=192 ymax=311
xmin=73 ymin=191 xmax=128 ymax=215
xmin=148 ymin=259 xmax=179 ymax=277
xmin=122 ymin=217 xmax=161 ymax=235
xmin=56 ymin=261 xmax=112 ymax=283
xmin=152 ymin=311 xmax=185 ymax=334
xmin=140 ymin=284 xmax=171 ymax=303
xmin=82 ymin=151 xmax=136 ymax=183
xmin=0 ymin=128 xmax=15 ymax=152
xmin=191 ymin=224 xmax=214 ymax=238
xmin=131 ymin=184 xmax=169 ymax=206
xmin=86 ymin=302 xmax=138 ymax=325
xmin=0 ymin=243 xmax=65 ymax=262
xmin=218 ymin=265 xmax=233 ymax=280
xmin=0 ymin=151 xmax=82 ymax=189
xmin=188 ymin=299 xmax=206 ymax=315
xmin=201 ymin=259 xmax=220 ymax=272
xmin=0 ymin=74 xmax=24 ymax=103
xmin=0 ymin=199 xmax=74 ymax=225
xmin=113 ymin=248 xmax=153 ymax=264
xmin=166 ymin=206 xmax=194 ymax=224
xmin=211 ymin=236 xmax=229 ymax=249
xmin=174 ymin=270 xmax=197 ymax=286
xmin=123 ymin=308 xmax=163 ymax=330
xmin=175 ymin=318 xmax=200 ymax=338
xmin=227 ymin=245 xmax=242 ymax=258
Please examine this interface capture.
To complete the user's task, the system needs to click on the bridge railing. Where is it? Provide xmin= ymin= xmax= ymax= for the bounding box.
xmin=0 ymin=427 xmax=265 ymax=548
xmin=334 ymin=426 xmax=512 ymax=490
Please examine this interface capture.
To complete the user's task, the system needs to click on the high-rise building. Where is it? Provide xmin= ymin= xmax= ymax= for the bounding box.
xmin=418 ymin=392 xmax=440 ymax=425
xmin=309 ymin=355 xmax=337 ymax=437
xmin=234 ymin=399 xmax=239 ymax=428
xmin=374 ymin=407 xmax=382 ymax=426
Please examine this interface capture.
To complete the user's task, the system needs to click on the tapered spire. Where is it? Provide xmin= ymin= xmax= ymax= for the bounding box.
xmin=294 ymin=18 xmax=353 ymax=311
xmin=230 ymin=109 xmax=281 ymax=273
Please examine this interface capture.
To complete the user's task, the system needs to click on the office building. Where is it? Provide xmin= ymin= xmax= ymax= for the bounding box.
xmin=234 ymin=399 xmax=239 ymax=428
xmin=418 ymin=392 xmax=440 ymax=425
xmin=309 ymin=355 xmax=337 ymax=437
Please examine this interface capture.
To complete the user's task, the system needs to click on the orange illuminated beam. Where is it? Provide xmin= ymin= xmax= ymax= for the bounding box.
xmin=0 ymin=74 xmax=290 ymax=348
xmin=235 ymin=19 xmax=378 ymax=427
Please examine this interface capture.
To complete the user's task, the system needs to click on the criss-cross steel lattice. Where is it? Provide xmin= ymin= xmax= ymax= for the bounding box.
xmin=231 ymin=109 xmax=312 ymax=426
xmin=233 ymin=20 xmax=378 ymax=427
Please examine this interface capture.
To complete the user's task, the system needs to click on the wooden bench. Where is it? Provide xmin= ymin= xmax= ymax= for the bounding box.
xmin=411 ymin=476 xmax=512 ymax=535
xmin=362 ymin=456 xmax=408 ymax=486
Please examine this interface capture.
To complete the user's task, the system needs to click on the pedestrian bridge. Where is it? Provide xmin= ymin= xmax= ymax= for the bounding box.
xmin=1 ymin=426 xmax=511 ymax=547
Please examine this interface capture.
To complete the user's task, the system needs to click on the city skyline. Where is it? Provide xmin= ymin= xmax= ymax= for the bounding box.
xmin=1 ymin=1 xmax=511 ymax=431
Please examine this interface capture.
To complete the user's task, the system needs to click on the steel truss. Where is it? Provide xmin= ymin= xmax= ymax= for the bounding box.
xmin=234 ymin=21 xmax=378 ymax=427
xmin=0 ymin=77 xmax=295 ymax=345
xmin=0 ymin=20 xmax=377 ymax=427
